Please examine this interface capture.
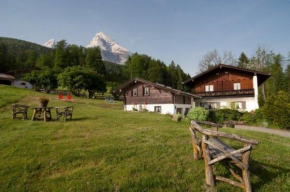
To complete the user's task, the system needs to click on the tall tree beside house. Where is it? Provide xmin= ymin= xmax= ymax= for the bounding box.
xmin=147 ymin=60 xmax=162 ymax=83
xmin=122 ymin=55 xmax=189 ymax=89
xmin=237 ymin=52 xmax=249 ymax=68
xmin=78 ymin=46 xmax=86 ymax=67
xmin=53 ymin=40 xmax=69 ymax=70
xmin=176 ymin=64 xmax=184 ymax=90
xmin=168 ymin=61 xmax=178 ymax=88
xmin=262 ymin=54 xmax=285 ymax=100
xmin=250 ymin=47 xmax=276 ymax=102
xmin=36 ymin=53 xmax=54 ymax=68
xmin=286 ymin=64 xmax=290 ymax=93
xmin=85 ymin=47 xmax=106 ymax=74
xmin=198 ymin=49 xmax=237 ymax=72
xmin=262 ymin=90 xmax=290 ymax=129
xmin=67 ymin=44 xmax=83 ymax=67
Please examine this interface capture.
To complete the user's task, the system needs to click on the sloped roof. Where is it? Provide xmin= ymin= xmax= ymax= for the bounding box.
xmin=183 ymin=64 xmax=271 ymax=86
xmin=115 ymin=78 xmax=201 ymax=98
xmin=0 ymin=73 xmax=15 ymax=80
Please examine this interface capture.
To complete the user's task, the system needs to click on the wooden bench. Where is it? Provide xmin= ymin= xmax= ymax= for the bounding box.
xmin=189 ymin=120 xmax=258 ymax=192
xmin=55 ymin=106 xmax=73 ymax=121
xmin=11 ymin=104 xmax=29 ymax=120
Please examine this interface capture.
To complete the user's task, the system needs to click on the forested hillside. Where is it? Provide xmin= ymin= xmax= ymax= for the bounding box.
xmin=0 ymin=38 xmax=190 ymax=98
xmin=0 ymin=37 xmax=52 ymax=71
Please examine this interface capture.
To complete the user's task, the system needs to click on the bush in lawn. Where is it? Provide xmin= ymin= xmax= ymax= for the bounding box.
xmin=209 ymin=109 xmax=243 ymax=123
xmin=242 ymin=112 xmax=254 ymax=125
xmin=187 ymin=107 xmax=209 ymax=121
xmin=262 ymin=91 xmax=290 ymax=129
xmin=242 ymin=109 xmax=265 ymax=126
xmin=24 ymin=67 xmax=58 ymax=93
xmin=58 ymin=66 xmax=107 ymax=97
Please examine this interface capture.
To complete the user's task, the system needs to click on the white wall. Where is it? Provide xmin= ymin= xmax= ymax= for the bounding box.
xmin=13 ymin=80 xmax=33 ymax=89
xmin=195 ymin=97 xmax=258 ymax=112
xmin=124 ymin=103 xmax=192 ymax=115
xmin=253 ymin=75 xmax=259 ymax=109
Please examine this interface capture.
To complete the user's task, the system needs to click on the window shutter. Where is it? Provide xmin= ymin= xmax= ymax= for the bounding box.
xmin=242 ymin=101 xmax=246 ymax=109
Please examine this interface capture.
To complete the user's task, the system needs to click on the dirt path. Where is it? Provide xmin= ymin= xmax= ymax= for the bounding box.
xmin=235 ymin=125 xmax=290 ymax=138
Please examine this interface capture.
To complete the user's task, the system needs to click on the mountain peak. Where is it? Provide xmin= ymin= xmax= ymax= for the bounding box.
xmin=43 ymin=39 xmax=55 ymax=48
xmin=87 ymin=32 xmax=131 ymax=64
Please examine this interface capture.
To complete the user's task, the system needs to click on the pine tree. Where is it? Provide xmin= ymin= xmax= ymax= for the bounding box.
xmin=286 ymin=64 xmax=290 ymax=93
xmin=237 ymin=52 xmax=249 ymax=68
xmin=53 ymin=40 xmax=68 ymax=70
xmin=85 ymin=47 xmax=106 ymax=74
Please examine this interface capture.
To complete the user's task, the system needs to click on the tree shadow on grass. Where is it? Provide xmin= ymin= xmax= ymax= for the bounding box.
xmin=250 ymin=159 xmax=290 ymax=190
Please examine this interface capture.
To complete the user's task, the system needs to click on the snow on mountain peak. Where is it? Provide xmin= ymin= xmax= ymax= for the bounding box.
xmin=43 ymin=39 xmax=56 ymax=48
xmin=87 ymin=32 xmax=130 ymax=64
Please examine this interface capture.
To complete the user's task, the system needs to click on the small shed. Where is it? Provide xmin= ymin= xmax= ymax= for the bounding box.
xmin=0 ymin=73 xmax=15 ymax=85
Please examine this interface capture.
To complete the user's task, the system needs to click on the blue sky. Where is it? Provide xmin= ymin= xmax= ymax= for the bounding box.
xmin=1 ymin=0 xmax=290 ymax=75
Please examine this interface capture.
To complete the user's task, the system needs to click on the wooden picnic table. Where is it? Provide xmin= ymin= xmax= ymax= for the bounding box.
xmin=31 ymin=107 xmax=54 ymax=122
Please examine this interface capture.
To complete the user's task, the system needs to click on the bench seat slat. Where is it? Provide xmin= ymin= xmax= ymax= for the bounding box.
xmin=208 ymin=137 xmax=242 ymax=160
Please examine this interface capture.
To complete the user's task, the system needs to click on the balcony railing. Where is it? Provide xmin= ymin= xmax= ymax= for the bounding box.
xmin=193 ymin=89 xmax=254 ymax=97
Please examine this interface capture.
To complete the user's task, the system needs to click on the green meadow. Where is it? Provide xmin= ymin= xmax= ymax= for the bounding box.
xmin=0 ymin=85 xmax=290 ymax=191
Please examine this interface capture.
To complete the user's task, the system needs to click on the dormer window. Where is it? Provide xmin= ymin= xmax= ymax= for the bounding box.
xmin=234 ymin=83 xmax=241 ymax=90
xmin=132 ymin=88 xmax=138 ymax=96
xmin=144 ymin=87 xmax=150 ymax=96
xmin=205 ymin=85 xmax=214 ymax=92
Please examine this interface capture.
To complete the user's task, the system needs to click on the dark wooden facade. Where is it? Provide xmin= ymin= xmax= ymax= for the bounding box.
xmin=192 ymin=68 xmax=253 ymax=93
xmin=124 ymin=82 xmax=173 ymax=105
xmin=183 ymin=64 xmax=271 ymax=98
xmin=116 ymin=78 xmax=198 ymax=106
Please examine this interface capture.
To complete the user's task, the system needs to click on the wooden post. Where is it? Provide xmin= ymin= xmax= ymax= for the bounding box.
xmin=201 ymin=135 xmax=214 ymax=187
xmin=31 ymin=109 xmax=36 ymax=121
xmin=242 ymin=143 xmax=252 ymax=192
xmin=44 ymin=109 xmax=47 ymax=122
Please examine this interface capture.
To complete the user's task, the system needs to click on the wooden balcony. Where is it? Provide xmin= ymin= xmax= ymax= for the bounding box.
xmin=193 ymin=89 xmax=255 ymax=97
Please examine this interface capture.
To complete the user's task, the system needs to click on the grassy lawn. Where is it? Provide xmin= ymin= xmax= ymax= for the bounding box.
xmin=0 ymin=85 xmax=290 ymax=191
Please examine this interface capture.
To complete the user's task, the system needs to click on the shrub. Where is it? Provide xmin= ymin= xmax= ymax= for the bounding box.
xmin=242 ymin=112 xmax=254 ymax=124
xmin=242 ymin=109 xmax=265 ymax=126
xmin=187 ymin=107 xmax=209 ymax=121
xmin=209 ymin=109 xmax=243 ymax=123
xmin=262 ymin=91 xmax=290 ymax=129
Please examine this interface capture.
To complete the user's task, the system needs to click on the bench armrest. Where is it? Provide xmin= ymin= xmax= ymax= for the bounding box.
xmin=191 ymin=121 xmax=258 ymax=145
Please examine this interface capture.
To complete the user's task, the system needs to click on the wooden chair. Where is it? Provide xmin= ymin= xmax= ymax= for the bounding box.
xmin=11 ymin=104 xmax=29 ymax=120
xmin=58 ymin=94 xmax=64 ymax=100
xmin=55 ymin=106 xmax=73 ymax=121
xmin=189 ymin=120 xmax=258 ymax=192
xmin=67 ymin=94 xmax=74 ymax=102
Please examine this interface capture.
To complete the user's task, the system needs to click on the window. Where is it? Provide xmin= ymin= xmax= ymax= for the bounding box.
xmin=144 ymin=87 xmax=150 ymax=95
xmin=176 ymin=108 xmax=183 ymax=114
xmin=21 ymin=82 xmax=26 ymax=85
xmin=132 ymin=88 xmax=138 ymax=96
xmin=234 ymin=102 xmax=242 ymax=109
xmin=209 ymin=103 xmax=217 ymax=109
xmin=234 ymin=83 xmax=241 ymax=90
xmin=205 ymin=85 xmax=214 ymax=92
xmin=201 ymin=102 xmax=218 ymax=110
xmin=154 ymin=106 xmax=161 ymax=113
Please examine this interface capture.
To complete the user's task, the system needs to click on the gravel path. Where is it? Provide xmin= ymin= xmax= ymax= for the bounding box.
xmin=235 ymin=125 xmax=290 ymax=138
